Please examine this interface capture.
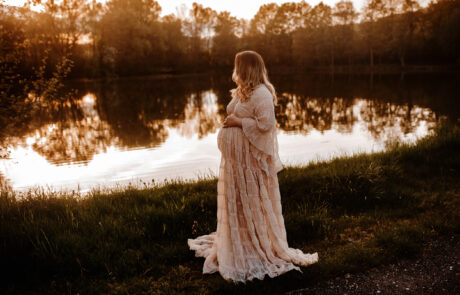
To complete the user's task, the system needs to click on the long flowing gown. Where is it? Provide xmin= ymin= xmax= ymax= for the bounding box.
xmin=187 ymin=84 xmax=319 ymax=283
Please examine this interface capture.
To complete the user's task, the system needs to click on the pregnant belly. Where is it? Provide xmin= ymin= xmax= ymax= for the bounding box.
xmin=217 ymin=126 xmax=272 ymax=175
xmin=217 ymin=127 xmax=245 ymax=155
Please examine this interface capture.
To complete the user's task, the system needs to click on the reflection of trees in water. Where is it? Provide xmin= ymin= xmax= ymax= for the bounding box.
xmin=26 ymin=118 xmax=116 ymax=165
xmin=275 ymin=91 xmax=437 ymax=141
xmin=93 ymin=75 xmax=214 ymax=147
xmin=159 ymin=90 xmax=221 ymax=139
xmin=6 ymin=94 xmax=119 ymax=165
xmin=1 ymin=74 xmax=456 ymax=166
xmin=276 ymin=93 xmax=356 ymax=134
xmin=3 ymin=75 xmax=221 ymax=165
xmin=270 ymin=73 xmax=459 ymax=124
xmin=333 ymin=97 xmax=356 ymax=133
xmin=358 ymin=99 xmax=438 ymax=141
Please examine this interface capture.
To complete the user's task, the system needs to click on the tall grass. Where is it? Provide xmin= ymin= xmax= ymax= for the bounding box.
xmin=1 ymin=118 xmax=458 ymax=294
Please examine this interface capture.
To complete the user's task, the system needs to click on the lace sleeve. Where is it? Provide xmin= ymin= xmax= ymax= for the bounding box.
xmin=241 ymin=87 xmax=276 ymax=156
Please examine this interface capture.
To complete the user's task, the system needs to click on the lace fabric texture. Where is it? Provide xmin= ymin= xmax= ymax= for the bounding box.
xmin=187 ymin=84 xmax=319 ymax=283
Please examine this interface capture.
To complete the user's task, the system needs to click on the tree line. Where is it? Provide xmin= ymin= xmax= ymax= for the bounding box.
xmin=1 ymin=0 xmax=459 ymax=79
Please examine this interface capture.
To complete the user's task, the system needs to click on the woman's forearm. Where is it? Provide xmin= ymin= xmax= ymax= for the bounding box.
xmin=223 ymin=114 xmax=243 ymax=128
xmin=234 ymin=116 xmax=242 ymax=128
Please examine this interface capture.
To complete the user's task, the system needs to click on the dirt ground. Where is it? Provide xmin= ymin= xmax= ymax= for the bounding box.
xmin=286 ymin=234 xmax=459 ymax=295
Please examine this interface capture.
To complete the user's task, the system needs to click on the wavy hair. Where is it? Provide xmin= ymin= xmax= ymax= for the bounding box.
xmin=230 ymin=50 xmax=277 ymax=105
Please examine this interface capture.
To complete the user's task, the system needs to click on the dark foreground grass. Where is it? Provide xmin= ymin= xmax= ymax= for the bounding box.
xmin=1 ymin=119 xmax=459 ymax=294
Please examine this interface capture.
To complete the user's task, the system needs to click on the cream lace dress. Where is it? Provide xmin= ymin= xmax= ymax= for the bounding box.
xmin=187 ymin=84 xmax=319 ymax=283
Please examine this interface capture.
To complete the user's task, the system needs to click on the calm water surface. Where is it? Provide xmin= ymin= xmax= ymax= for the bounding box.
xmin=1 ymin=73 xmax=458 ymax=194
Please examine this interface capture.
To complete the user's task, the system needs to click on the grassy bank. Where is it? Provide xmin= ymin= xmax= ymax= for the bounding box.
xmin=1 ymin=119 xmax=459 ymax=295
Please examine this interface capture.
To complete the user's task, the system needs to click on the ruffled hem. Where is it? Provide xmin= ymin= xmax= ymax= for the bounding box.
xmin=217 ymin=260 xmax=302 ymax=283
xmin=188 ymin=233 xmax=215 ymax=258
xmin=188 ymin=233 xmax=319 ymax=284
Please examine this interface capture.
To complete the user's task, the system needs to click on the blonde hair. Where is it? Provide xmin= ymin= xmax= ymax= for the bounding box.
xmin=230 ymin=50 xmax=277 ymax=105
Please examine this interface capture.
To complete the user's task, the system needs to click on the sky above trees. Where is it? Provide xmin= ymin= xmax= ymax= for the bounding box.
xmin=3 ymin=0 xmax=431 ymax=20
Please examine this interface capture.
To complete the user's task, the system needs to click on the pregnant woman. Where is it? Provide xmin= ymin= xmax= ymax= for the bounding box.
xmin=188 ymin=50 xmax=318 ymax=283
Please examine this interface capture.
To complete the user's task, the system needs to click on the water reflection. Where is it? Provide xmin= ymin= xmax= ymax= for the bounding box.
xmin=157 ymin=90 xmax=222 ymax=139
xmin=0 ymin=73 xmax=457 ymax=193
xmin=277 ymin=94 xmax=357 ymax=133
xmin=359 ymin=99 xmax=436 ymax=141
xmin=7 ymin=93 xmax=118 ymax=165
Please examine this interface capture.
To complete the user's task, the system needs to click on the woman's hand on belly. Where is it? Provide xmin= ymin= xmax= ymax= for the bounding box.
xmin=223 ymin=113 xmax=242 ymax=128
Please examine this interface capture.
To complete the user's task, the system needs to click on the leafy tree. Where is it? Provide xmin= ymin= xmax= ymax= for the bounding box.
xmin=99 ymin=0 xmax=163 ymax=75
xmin=212 ymin=11 xmax=238 ymax=67
xmin=182 ymin=2 xmax=217 ymax=68
xmin=161 ymin=14 xmax=188 ymax=69
xmin=333 ymin=1 xmax=359 ymax=66
xmin=361 ymin=0 xmax=388 ymax=69
xmin=2 ymin=0 xmax=459 ymax=77
xmin=395 ymin=0 xmax=421 ymax=67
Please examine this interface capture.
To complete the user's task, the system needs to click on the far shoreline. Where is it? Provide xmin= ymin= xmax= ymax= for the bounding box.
xmin=67 ymin=64 xmax=460 ymax=83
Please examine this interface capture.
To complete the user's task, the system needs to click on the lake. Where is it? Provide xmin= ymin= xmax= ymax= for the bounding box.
xmin=1 ymin=72 xmax=458 ymax=194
